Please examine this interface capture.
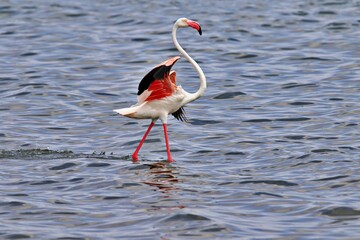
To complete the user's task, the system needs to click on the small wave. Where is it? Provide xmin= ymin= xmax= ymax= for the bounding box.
xmin=163 ymin=213 xmax=211 ymax=222
xmin=0 ymin=148 xmax=129 ymax=161
xmin=239 ymin=180 xmax=298 ymax=187
xmin=213 ymin=91 xmax=246 ymax=99
xmin=321 ymin=207 xmax=360 ymax=217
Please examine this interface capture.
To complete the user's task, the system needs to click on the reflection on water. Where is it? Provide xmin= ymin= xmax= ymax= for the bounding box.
xmin=1 ymin=0 xmax=360 ymax=239
xmin=143 ymin=162 xmax=180 ymax=195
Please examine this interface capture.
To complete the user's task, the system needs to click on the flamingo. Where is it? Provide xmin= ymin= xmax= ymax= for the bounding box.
xmin=113 ymin=18 xmax=206 ymax=163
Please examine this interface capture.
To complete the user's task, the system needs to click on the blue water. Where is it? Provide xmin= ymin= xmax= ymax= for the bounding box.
xmin=1 ymin=0 xmax=360 ymax=239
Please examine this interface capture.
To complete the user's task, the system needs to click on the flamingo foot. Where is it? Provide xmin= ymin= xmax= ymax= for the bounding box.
xmin=132 ymin=153 xmax=139 ymax=162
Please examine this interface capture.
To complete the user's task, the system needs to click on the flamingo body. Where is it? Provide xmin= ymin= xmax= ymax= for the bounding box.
xmin=113 ymin=56 xmax=187 ymax=122
xmin=114 ymin=18 xmax=206 ymax=162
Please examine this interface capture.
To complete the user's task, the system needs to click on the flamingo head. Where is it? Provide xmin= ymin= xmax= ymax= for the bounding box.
xmin=175 ymin=18 xmax=202 ymax=35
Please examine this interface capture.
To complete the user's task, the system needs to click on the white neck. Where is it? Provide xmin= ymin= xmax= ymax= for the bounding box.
xmin=172 ymin=24 xmax=206 ymax=104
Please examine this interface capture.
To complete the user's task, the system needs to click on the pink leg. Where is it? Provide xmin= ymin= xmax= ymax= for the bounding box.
xmin=132 ymin=121 xmax=155 ymax=161
xmin=163 ymin=123 xmax=174 ymax=163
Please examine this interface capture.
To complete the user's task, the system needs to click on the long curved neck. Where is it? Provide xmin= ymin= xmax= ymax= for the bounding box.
xmin=172 ymin=25 xmax=206 ymax=103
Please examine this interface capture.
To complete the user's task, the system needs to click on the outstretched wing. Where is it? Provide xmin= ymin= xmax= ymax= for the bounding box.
xmin=137 ymin=56 xmax=180 ymax=103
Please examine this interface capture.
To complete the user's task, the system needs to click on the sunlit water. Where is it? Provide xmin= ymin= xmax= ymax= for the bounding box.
xmin=1 ymin=0 xmax=360 ymax=239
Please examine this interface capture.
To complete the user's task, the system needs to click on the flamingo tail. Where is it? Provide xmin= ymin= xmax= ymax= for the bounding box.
xmin=113 ymin=102 xmax=145 ymax=117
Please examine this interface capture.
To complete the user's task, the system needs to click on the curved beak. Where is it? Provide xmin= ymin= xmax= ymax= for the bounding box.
xmin=186 ymin=20 xmax=202 ymax=35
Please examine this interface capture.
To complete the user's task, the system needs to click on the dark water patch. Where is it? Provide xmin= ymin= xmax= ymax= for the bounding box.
xmin=201 ymin=226 xmax=229 ymax=233
xmin=308 ymin=136 xmax=338 ymax=140
xmin=243 ymin=118 xmax=272 ymax=123
xmin=65 ymin=13 xmax=88 ymax=18
xmin=93 ymin=92 xmax=118 ymax=97
xmin=123 ymin=139 xmax=159 ymax=147
xmin=254 ymin=192 xmax=283 ymax=198
xmin=119 ymin=182 xmax=144 ymax=188
xmin=190 ymin=119 xmax=221 ymax=125
xmin=325 ymin=22 xmax=350 ymax=30
xmin=54 ymin=200 xmax=69 ymax=205
xmin=68 ymin=177 xmax=84 ymax=182
xmin=241 ymin=74 xmax=261 ymax=79
xmin=113 ymin=19 xmax=134 ymax=24
xmin=275 ymin=117 xmax=311 ymax=122
xmin=295 ymin=154 xmax=312 ymax=160
xmin=238 ymin=140 xmax=264 ymax=144
xmin=235 ymin=53 xmax=258 ymax=59
xmin=213 ymin=91 xmax=246 ymax=99
xmin=321 ymin=207 xmax=360 ymax=217
xmin=49 ymin=162 xmax=77 ymax=170
xmin=124 ymin=60 xmax=149 ymax=64
xmin=260 ymin=23 xmax=286 ymax=28
xmin=1 ymin=31 xmax=15 ymax=35
xmin=164 ymin=213 xmax=210 ymax=222
xmin=224 ymin=52 xmax=258 ymax=59
xmin=311 ymin=148 xmax=338 ymax=154
xmin=103 ymin=196 xmax=129 ymax=200
xmin=7 ymin=193 xmax=29 ymax=197
xmin=345 ymin=123 xmax=358 ymax=127
xmin=0 ymin=6 xmax=17 ymax=15
xmin=55 ymin=237 xmax=87 ymax=240
xmin=322 ymin=1 xmax=348 ymax=6
xmin=288 ymin=101 xmax=314 ymax=106
xmin=292 ymin=160 xmax=322 ymax=166
xmin=240 ymin=180 xmax=298 ymax=187
xmin=81 ymin=66 xmax=98 ymax=70
xmin=87 ymin=162 xmax=111 ymax=167
xmin=52 ymin=211 xmax=77 ymax=215
xmin=20 ymin=52 xmax=37 ymax=57
xmin=3 ymin=234 xmax=32 ymax=239
xmin=329 ymin=97 xmax=343 ymax=101
xmin=228 ymin=37 xmax=240 ymax=42
xmin=128 ymin=164 xmax=150 ymax=170
xmin=301 ymin=19 xmax=320 ymax=23
xmin=30 ymin=180 xmax=58 ymax=185
xmin=318 ymin=10 xmax=337 ymax=15
xmin=292 ymin=10 xmax=308 ymax=16
xmin=279 ymin=47 xmax=297 ymax=51
xmin=334 ymin=160 xmax=353 ymax=163
xmin=282 ymin=83 xmax=318 ymax=89
xmin=0 ymin=201 xmax=26 ymax=207
xmin=284 ymin=135 xmax=306 ymax=140
xmin=313 ymin=175 xmax=348 ymax=181
xmin=131 ymin=37 xmax=151 ymax=42
xmin=0 ymin=77 xmax=18 ymax=82
xmin=21 ymin=211 xmax=47 ymax=215
xmin=225 ymin=151 xmax=246 ymax=155
xmin=196 ymin=150 xmax=214 ymax=154
xmin=339 ymin=146 xmax=357 ymax=151
xmin=28 ymin=75 xmax=42 ymax=79
xmin=346 ymin=179 xmax=360 ymax=184
xmin=46 ymin=127 xmax=68 ymax=131
xmin=56 ymin=57 xmax=74 ymax=61
xmin=7 ymin=91 xmax=31 ymax=97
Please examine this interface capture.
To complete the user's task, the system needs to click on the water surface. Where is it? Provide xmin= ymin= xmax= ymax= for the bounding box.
xmin=1 ymin=0 xmax=360 ymax=239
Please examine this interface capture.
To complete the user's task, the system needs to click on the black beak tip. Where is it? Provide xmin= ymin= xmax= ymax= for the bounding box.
xmin=198 ymin=27 xmax=202 ymax=36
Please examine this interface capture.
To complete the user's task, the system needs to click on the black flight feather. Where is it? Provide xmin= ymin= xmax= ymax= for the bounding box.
xmin=172 ymin=107 xmax=188 ymax=122
xmin=137 ymin=65 xmax=162 ymax=95
xmin=137 ymin=58 xmax=180 ymax=96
